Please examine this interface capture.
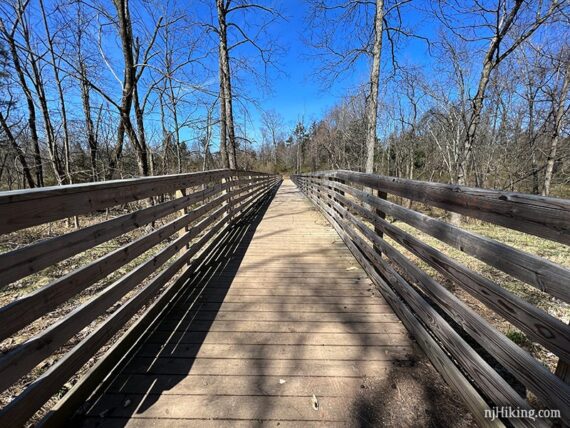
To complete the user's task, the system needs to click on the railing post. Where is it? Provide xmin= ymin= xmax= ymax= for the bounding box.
xmin=221 ymin=173 xmax=231 ymax=224
xmin=556 ymin=325 xmax=569 ymax=384
xmin=373 ymin=189 xmax=387 ymax=256
xmin=175 ymin=187 xmax=190 ymax=256
xmin=334 ymin=177 xmax=345 ymax=219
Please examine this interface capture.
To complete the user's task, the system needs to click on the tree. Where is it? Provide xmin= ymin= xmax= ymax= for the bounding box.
xmin=261 ymin=109 xmax=284 ymax=172
xmin=210 ymin=0 xmax=283 ymax=170
xmin=436 ymin=0 xmax=567 ymax=186
xmin=0 ymin=43 xmax=35 ymax=188
xmin=0 ymin=0 xmax=43 ymax=186
xmin=39 ymin=0 xmax=72 ymax=184
xmin=364 ymin=0 xmax=384 ymax=173
xmin=542 ymin=49 xmax=569 ymax=196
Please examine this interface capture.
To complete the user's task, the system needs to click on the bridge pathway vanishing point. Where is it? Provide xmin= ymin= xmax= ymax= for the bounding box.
xmin=79 ymin=179 xmax=416 ymax=426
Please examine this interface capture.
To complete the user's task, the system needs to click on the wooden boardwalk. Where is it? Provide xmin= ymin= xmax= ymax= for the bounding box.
xmin=80 ymin=179 xmax=414 ymax=427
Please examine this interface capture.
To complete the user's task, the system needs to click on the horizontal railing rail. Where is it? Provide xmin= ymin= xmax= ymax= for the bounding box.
xmin=293 ymin=171 xmax=569 ymax=428
xmin=0 ymin=169 xmax=280 ymax=426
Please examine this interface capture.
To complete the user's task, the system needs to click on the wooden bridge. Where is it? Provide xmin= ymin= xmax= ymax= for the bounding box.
xmin=0 ymin=170 xmax=568 ymax=427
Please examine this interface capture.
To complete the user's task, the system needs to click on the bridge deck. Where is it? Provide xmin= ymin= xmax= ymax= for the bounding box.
xmin=80 ymin=179 xmax=414 ymax=426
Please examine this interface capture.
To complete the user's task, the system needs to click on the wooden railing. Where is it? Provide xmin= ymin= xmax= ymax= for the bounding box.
xmin=0 ymin=169 xmax=280 ymax=426
xmin=293 ymin=171 xmax=569 ymax=428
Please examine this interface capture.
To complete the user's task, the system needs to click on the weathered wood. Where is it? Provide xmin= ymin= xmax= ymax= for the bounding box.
xmin=0 ymin=182 xmax=227 ymax=288
xmin=0 ymin=176 xmax=278 ymax=427
xmin=0 ymin=180 xmax=271 ymax=341
xmin=300 ymin=176 xmax=569 ymax=416
xmin=39 ymin=182 xmax=278 ymax=428
xmin=0 ymin=169 xmax=231 ymax=234
xmin=296 ymin=180 xmax=505 ymax=428
xmin=324 ymin=170 xmax=570 ymax=245
xmin=314 ymin=175 xmax=570 ymax=302
xmin=62 ymin=179 xmax=432 ymax=428
xmin=0 ymin=203 xmax=226 ymax=393
xmin=315 ymin=181 xmax=570 ymax=360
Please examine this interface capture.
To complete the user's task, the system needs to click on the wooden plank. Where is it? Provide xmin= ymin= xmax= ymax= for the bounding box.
xmin=0 ymin=182 xmax=227 ymax=288
xmin=107 ymin=373 xmax=370 ymax=396
xmin=123 ymin=357 xmax=396 ymax=377
xmin=0 ymin=191 xmax=222 ymax=341
xmin=181 ymin=310 xmax=398 ymax=323
xmin=69 ymin=179 xmax=427 ymax=428
xmin=145 ymin=331 xmax=409 ymax=346
xmin=193 ymin=288 xmax=376 ymax=297
xmin=0 ymin=180 xmax=270 ymax=341
xmin=305 ymin=182 xmax=567 ymax=419
xmin=316 ymin=181 xmax=570 ymax=360
xmin=39 ymin=183 xmax=277 ymax=428
xmin=0 ymin=170 xmax=272 ymax=234
xmin=172 ymin=296 xmax=386 ymax=304
xmin=135 ymin=343 xmax=411 ymax=359
xmin=319 ymin=176 xmax=570 ymax=302
xmin=0 ymin=170 xmax=230 ymax=234
xmin=85 ymin=394 xmax=351 ymax=421
xmin=80 ymin=419 xmax=343 ymax=428
xmin=330 ymin=194 xmax=570 ymax=413
xmin=322 ymin=170 xmax=570 ymax=244
xmin=302 ymin=184 xmax=529 ymax=428
xmin=171 ymin=303 xmax=394 ymax=313
xmin=0 ymin=181 xmax=278 ymax=427
xmin=0 ymin=203 xmax=227 ymax=393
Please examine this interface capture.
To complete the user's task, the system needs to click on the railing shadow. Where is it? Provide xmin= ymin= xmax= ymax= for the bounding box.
xmin=77 ymin=182 xmax=281 ymax=426
xmin=77 ymin=179 xmax=473 ymax=426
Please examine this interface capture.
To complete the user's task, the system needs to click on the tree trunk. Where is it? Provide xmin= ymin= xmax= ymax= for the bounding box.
xmin=217 ymin=0 xmax=237 ymax=170
xmin=218 ymin=66 xmax=229 ymax=169
xmin=542 ymin=63 xmax=569 ymax=196
xmin=133 ymin=84 xmax=149 ymax=176
xmin=0 ymin=111 xmax=35 ymax=188
xmin=457 ymin=58 xmax=494 ymax=186
xmin=456 ymin=0 xmax=525 ymax=186
xmin=167 ymin=75 xmax=182 ymax=173
xmin=109 ymin=0 xmax=137 ymax=179
xmin=80 ymin=63 xmax=98 ymax=181
xmin=364 ymin=0 xmax=384 ymax=174
xmin=39 ymin=0 xmax=72 ymax=184
xmin=21 ymin=12 xmax=65 ymax=184
xmin=0 ymin=18 xmax=43 ymax=186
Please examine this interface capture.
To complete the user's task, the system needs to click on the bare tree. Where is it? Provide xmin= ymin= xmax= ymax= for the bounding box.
xmin=39 ymin=0 xmax=72 ymax=184
xmin=261 ymin=109 xmax=284 ymax=172
xmin=210 ymin=0 xmax=283 ymax=170
xmin=0 ymin=0 xmax=43 ymax=186
xmin=365 ymin=0 xmax=384 ymax=173
xmin=437 ymin=0 xmax=567 ymax=185
xmin=543 ymin=50 xmax=569 ymax=196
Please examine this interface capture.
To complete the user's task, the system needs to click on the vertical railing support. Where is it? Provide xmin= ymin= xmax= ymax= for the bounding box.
xmin=373 ymin=189 xmax=387 ymax=256
xmin=175 ymin=187 xmax=190 ymax=256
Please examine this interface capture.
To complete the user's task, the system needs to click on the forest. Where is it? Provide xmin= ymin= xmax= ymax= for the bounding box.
xmin=0 ymin=0 xmax=568 ymax=198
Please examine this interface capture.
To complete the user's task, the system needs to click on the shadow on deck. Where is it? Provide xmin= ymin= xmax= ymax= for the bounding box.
xmin=76 ymin=180 xmax=473 ymax=427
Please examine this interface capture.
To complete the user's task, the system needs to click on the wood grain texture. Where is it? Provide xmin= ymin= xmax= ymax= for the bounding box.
xmin=0 ymin=170 xmax=272 ymax=234
xmin=0 ymin=179 xmax=271 ymax=341
xmin=0 ymin=177 xmax=279 ymax=427
xmin=315 ymin=176 xmax=570 ymax=302
xmin=296 ymin=177 xmax=505 ymax=428
xmin=320 ymin=170 xmax=570 ymax=245
xmin=296 ymin=174 xmax=568 ymax=426
xmin=58 ymin=179 xmax=433 ymax=428
xmin=41 ymin=182 xmax=279 ymax=428
xmin=312 ymin=179 xmax=570 ymax=360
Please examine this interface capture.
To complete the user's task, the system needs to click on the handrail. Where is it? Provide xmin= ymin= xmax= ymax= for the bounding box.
xmin=0 ymin=169 xmax=280 ymax=426
xmin=293 ymin=171 xmax=569 ymax=427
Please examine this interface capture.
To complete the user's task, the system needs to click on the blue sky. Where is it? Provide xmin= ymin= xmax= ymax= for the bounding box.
xmin=242 ymin=0 xmax=437 ymax=135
